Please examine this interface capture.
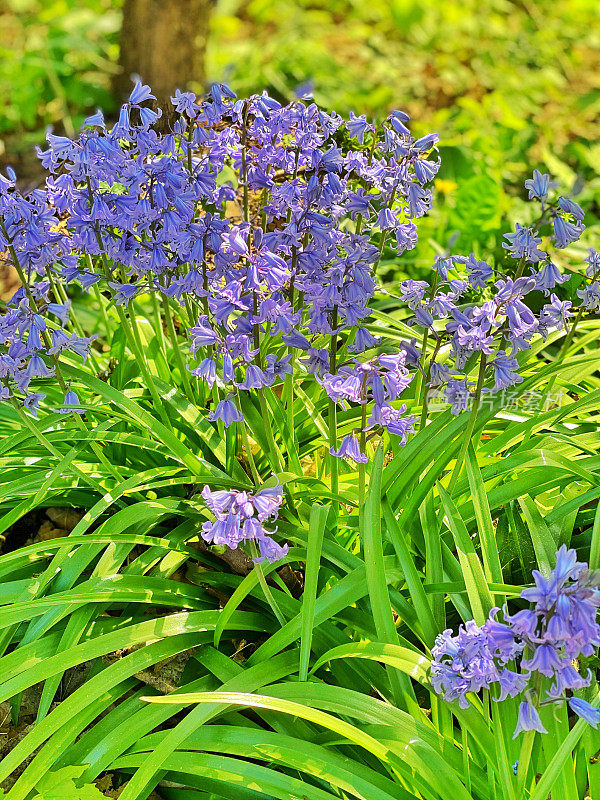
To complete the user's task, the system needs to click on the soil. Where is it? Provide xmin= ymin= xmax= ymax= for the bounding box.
xmin=0 ymin=507 xmax=83 ymax=555
xmin=0 ymin=261 xmax=19 ymax=302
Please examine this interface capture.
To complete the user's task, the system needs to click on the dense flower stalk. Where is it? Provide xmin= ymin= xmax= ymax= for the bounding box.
xmin=431 ymin=546 xmax=600 ymax=736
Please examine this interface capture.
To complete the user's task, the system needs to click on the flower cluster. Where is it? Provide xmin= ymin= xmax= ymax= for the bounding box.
xmin=578 ymin=248 xmax=600 ymax=311
xmin=0 ymin=168 xmax=95 ymax=413
xmin=0 ymin=84 xmax=594 ymax=450
xmin=431 ymin=546 xmax=600 ymax=736
xmin=0 ymin=80 xmax=441 ymax=453
xmin=390 ymin=168 xmax=593 ymax=413
xmin=201 ymin=483 xmax=287 ymax=563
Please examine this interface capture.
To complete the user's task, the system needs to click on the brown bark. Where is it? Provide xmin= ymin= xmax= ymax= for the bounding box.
xmin=114 ymin=0 xmax=214 ymax=124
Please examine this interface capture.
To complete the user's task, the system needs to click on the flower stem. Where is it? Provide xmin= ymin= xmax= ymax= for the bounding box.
xmin=236 ymin=391 xmax=261 ymax=485
xmin=126 ymin=299 xmax=172 ymax=428
xmin=257 ymin=389 xmax=284 ymax=472
xmin=358 ymin=403 xmax=367 ymax=506
xmin=515 ymin=729 xmax=536 ymax=796
xmin=328 ymin=307 xmax=339 ymax=514
xmin=448 ymin=352 xmax=488 ymax=493
xmin=248 ymin=540 xmax=286 ymax=626
xmin=161 ymin=292 xmax=196 ymax=404
xmin=83 ymin=181 xmax=171 ymax=428
xmin=545 ymin=305 xmax=584 ymax=396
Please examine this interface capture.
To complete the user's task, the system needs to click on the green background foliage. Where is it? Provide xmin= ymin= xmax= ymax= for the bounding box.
xmin=2 ymin=0 xmax=600 ymax=269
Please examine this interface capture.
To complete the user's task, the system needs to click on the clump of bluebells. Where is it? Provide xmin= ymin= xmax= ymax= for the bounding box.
xmin=431 ymin=546 xmax=600 ymax=737
xmin=0 ymin=79 xmax=439 ymax=562
xmin=397 ymin=170 xmax=593 ymax=412
xmin=0 ymin=81 xmax=595 ymax=564
xmin=201 ymin=483 xmax=286 ymax=563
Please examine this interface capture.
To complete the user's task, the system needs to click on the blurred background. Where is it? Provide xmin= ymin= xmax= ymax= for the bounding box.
xmin=1 ymin=0 xmax=599 ymax=275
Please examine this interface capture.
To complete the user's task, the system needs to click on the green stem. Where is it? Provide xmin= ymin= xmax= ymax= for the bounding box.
xmin=126 ymin=300 xmax=172 ymax=428
xmin=241 ymin=103 xmax=250 ymax=223
xmin=161 ymin=293 xmax=196 ymax=404
xmin=83 ymin=182 xmax=171 ymax=428
xmin=47 ymin=265 xmax=105 ymax=374
xmin=236 ymin=392 xmax=261 ymax=485
xmin=186 ymin=120 xmax=195 ymax=176
xmin=90 ymin=271 xmax=110 ymax=335
xmin=413 ymin=275 xmax=439 ymax=429
xmin=448 ymin=353 xmax=488 ymax=493
xmin=520 ymin=306 xmax=585 ymax=451
xmin=257 ymin=389 xmax=284 ymax=472
xmin=514 ymin=254 xmax=527 ymax=281
xmin=358 ymin=403 xmax=367 ymax=506
xmin=418 ymin=338 xmax=443 ymax=431
xmin=248 ymin=541 xmax=286 ymax=626
xmin=412 ymin=327 xmax=429 ymax=409
xmin=545 ymin=306 xmax=584 ymax=396
xmin=283 ymin=256 xmax=297 ymax=456
xmin=515 ymin=730 xmax=536 ymax=795
xmin=151 ymin=290 xmax=168 ymax=360
xmin=328 ymin=308 xmax=339 ymax=514
xmin=461 ymin=725 xmax=472 ymax=796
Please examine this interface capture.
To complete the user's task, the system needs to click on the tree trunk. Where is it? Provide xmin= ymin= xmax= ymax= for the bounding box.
xmin=114 ymin=0 xmax=214 ymax=122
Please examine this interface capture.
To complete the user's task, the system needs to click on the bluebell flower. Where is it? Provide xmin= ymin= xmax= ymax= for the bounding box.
xmin=532 ymin=261 xmax=569 ymax=295
xmin=254 ymin=535 xmax=289 ymax=564
xmin=208 ymin=398 xmax=243 ymax=428
xmin=346 ymin=111 xmax=371 ymax=144
xmin=497 ymin=669 xmax=530 ymax=701
xmin=237 ymin=364 xmax=268 ymax=390
xmin=329 ymin=435 xmax=368 ymax=464
xmin=129 ymin=80 xmax=155 ymax=105
xmin=139 ymin=106 xmax=161 ymax=128
xmin=201 ymin=484 xmax=286 ymax=561
xmin=190 ymin=358 xmax=217 ymax=387
xmin=293 ymin=81 xmax=313 ymax=100
xmin=376 ymin=206 xmax=398 ymax=230
xmin=444 ymin=378 xmax=472 ymax=415
xmin=108 ymin=282 xmax=139 ymax=306
xmin=84 ymin=110 xmax=105 ymax=128
xmin=568 ymin=698 xmax=600 ymax=728
xmin=171 ymin=89 xmax=199 ymax=116
xmin=56 ymin=390 xmax=84 ymax=415
xmin=23 ymin=355 xmax=54 ymax=380
xmin=492 ymin=351 xmax=523 ymax=391
xmin=577 ymin=283 xmax=600 ymax=310
xmin=524 ymin=169 xmax=552 ymax=201
xmin=584 ymin=249 xmax=600 ymax=277
xmin=46 ymin=302 xmax=71 ymax=325
xmin=540 ymin=294 xmax=573 ymax=330
xmin=348 ymin=327 xmax=380 ymax=354
xmin=503 ymin=224 xmax=546 ymax=263
xmin=557 ymin=196 xmax=585 ymax=221
xmin=394 ymin=222 xmax=418 ymax=253
xmin=368 ymin=404 xmax=416 ymax=444
xmin=513 ymin=702 xmax=547 ymax=738
xmin=460 ymin=253 xmax=494 ymax=289
xmin=521 ymin=644 xmax=563 ymax=677
xmin=553 ymin=214 xmax=584 ymax=248
xmin=189 ymin=316 xmax=219 ymax=350
xmin=23 ymin=392 xmax=46 ymax=416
